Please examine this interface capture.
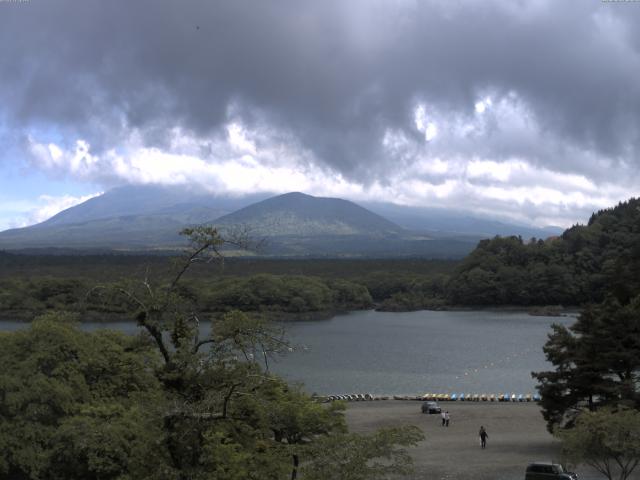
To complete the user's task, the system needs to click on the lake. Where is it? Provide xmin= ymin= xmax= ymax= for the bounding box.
xmin=0 ymin=310 xmax=576 ymax=396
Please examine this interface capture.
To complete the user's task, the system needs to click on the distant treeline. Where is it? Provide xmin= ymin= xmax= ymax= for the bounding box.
xmin=0 ymin=253 xmax=456 ymax=280
xmin=1 ymin=197 xmax=638 ymax=319
xmin=0 ymin=256 xmax=456 ymax=320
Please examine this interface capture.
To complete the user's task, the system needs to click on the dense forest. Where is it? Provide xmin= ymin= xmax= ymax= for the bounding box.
xmin=448 ymin=198 xmax=640 ymax=307
xmin=527 ymin=201 xmax=640 ymax=453
xmin=0 ymin=257 xmax=455 ymax=320
xmin=1 ymin=198 xmax=639 ymax=320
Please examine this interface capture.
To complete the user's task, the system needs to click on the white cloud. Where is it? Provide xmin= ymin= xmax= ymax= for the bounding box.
xmin=413 ymin=104 xmax=438 ymax=142
xmin=31 ymin=193 xmax=103 ymax=223
xmin=475 ymin=98 xmax=490 ymax=114
xmin=24 ymin=95 xmax=639 ymax=230
xmin=4 ymin=192 xmax=103 ymax=229
xmin=424 ymin=122 xmax=438 ymax=142
xmin=227 ymin=123 xmax=257 ymax=155
xmin=467 ymin=159 xmax=520 ymax=182
xmin=413 ymin=104 xmax=427 ymax=132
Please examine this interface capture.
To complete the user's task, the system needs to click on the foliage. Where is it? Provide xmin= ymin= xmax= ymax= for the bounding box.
xmin=201 ymin=274 xmax=372 ymax=314
xmin=1 ymin=271 xmax=374 ymax=321
xmin=533 ymin=294 xmax=640 ymax=431
xmin=0 ymin=312 xmax=164 ymax=480
xmin=447 ymin=236 xmax=579 ymax=306
xmin=448 ymin=197 xmax=640 ymax=306
xmin=0 ymin=226 xmax=424 ymax=479
xmin=3 ymin=197 xmax=640 ymax=313
xmin=358 ymin=272 xmax=448 ymax=311
xmin=301 ymin=425 xmax=424 ymax=480
xmin=0 ymin=251 xmax=456 ymax=319
xmin=558 ymin=408 xmax=640 ymax=480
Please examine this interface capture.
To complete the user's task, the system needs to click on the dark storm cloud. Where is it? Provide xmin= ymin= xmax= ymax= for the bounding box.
xmin=1 ymin=0 xmax=640 ymax=182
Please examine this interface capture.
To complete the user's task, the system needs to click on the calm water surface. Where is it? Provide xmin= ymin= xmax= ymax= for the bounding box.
xmin=272 ymin=310 xmax=576 ymax=395
xmin=1 ymin=310 xmax=575 ymax=395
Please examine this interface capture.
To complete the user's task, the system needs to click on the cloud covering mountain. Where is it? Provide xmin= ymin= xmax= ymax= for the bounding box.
xmin=1 ymin=0 xmax=639 ymax=229
xmin=0 ymin=187 xmax=561 ymax=255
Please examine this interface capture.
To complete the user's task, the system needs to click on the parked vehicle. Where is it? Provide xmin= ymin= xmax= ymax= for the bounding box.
xmin=421 ymin=401 xmax=441 ymax=414
xmin=525 ymin=463 xmax=578 ymax=480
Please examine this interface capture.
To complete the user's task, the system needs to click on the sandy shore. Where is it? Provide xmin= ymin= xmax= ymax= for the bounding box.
xmin=345 ymin=401 xmax=626 ymax=480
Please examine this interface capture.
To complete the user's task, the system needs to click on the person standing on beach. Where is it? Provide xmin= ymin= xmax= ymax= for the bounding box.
xmin=445 ymin=411 xmax=450 ymax=427
xmin=479 ymin=426 xmax=488 ymax=449
xmin=441 ymin=410 xmax=446 ymax=426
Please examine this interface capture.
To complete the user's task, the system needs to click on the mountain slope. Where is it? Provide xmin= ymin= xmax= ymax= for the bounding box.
xmin=0 ymin=186 xmax=270 ymax=250
xmin=0 ymin=186 xmax=563 ymax=257
xmin=362 ymin=202 xmax=563 ymax=239
xmin=39 ymin=185 xmax=268 ymax=227
xmin=212 ymin=192 xmax=468 ymax=256
xmin=214 ymin=192 xmax=403 ymax=237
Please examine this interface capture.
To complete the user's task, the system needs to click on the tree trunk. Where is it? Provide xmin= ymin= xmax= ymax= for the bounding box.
xmin=291 ymin=453 xmax=299 ymax=480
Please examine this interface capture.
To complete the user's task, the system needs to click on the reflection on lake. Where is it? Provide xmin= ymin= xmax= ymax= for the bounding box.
xmin=0 ymin=310 xmax=576 ymax=395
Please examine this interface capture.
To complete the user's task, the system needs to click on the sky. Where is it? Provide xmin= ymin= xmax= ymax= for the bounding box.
xmin=1 ymin=0 xmax=639 ymax=231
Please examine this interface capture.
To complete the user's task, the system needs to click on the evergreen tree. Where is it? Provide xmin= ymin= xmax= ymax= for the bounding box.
xmin=533 ymin=295 xmax=640 ymax=431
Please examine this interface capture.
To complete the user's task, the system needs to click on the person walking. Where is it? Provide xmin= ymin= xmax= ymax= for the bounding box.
xmin=445 ymin=411 xmax=450 ymax=427
xmin=479 ymin=426 xmax=488 ymax=449
xmin=441 ymin=410 xmax=446 ymax=427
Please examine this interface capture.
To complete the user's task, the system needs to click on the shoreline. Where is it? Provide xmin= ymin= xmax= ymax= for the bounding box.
xmin=0 ymin=304 xmax=581 ymax=324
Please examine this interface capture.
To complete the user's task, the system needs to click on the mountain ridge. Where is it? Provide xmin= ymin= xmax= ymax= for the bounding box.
xmin=0 ymin=186 xmax=563 ymax=257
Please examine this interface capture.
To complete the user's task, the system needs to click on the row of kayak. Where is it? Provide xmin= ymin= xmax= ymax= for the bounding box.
xmin=423 ymin=393 xmax=541 ymax=402
xmin=325 ymin=394 xmax=379 ymax=401
xmin=321 ymin=393 xmax=542 ymax=402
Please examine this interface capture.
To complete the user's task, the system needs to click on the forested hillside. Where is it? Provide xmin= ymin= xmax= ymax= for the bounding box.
xmin=2 ymin=198 xmax=638 ymax=319
xmin=447 ymin=198 xmax=640 ymax=306
xmin=528 ymin=200 xmax=640 ymax=436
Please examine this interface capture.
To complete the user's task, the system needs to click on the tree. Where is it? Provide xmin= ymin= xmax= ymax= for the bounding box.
xmin=558 ymin=408 xmax=640 ymax=480
xmin=1 ymin=227 xmax=424 ymax=479
xmin=301 ymin=426 xmax=424 ymax=480
xmin=533 ymin=294 xmax=640 ymax=431
xmin=0 ymin=312 xmax=165 ymax=480
xmin=86 ymin=226 xmax=423 ymax=479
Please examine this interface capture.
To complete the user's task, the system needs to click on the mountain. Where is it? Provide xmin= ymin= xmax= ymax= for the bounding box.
xmin=39 ymin=185 xmax=268 ymax=228
xmin=0 ymin=186 xmax=562 ymax=257
xmin=361 ymin=202 xmax=563 ymax=239
xmin=0 ymin=186 xmax=270 ymax=250
xmin=214 ymin=192 xmax=403 ymax=237
xmin=211 ymin=192 xmax=461 ymax=256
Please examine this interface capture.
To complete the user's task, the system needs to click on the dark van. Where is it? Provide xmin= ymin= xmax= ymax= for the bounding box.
xmin=421 ymin=401 xmax=441 ymax=414
xmin=525 ymin=463 xmax=578 ymax=480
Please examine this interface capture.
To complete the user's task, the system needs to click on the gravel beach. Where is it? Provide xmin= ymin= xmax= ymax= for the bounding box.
xmin=345 ymin=400 xmax=633 ymax=480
